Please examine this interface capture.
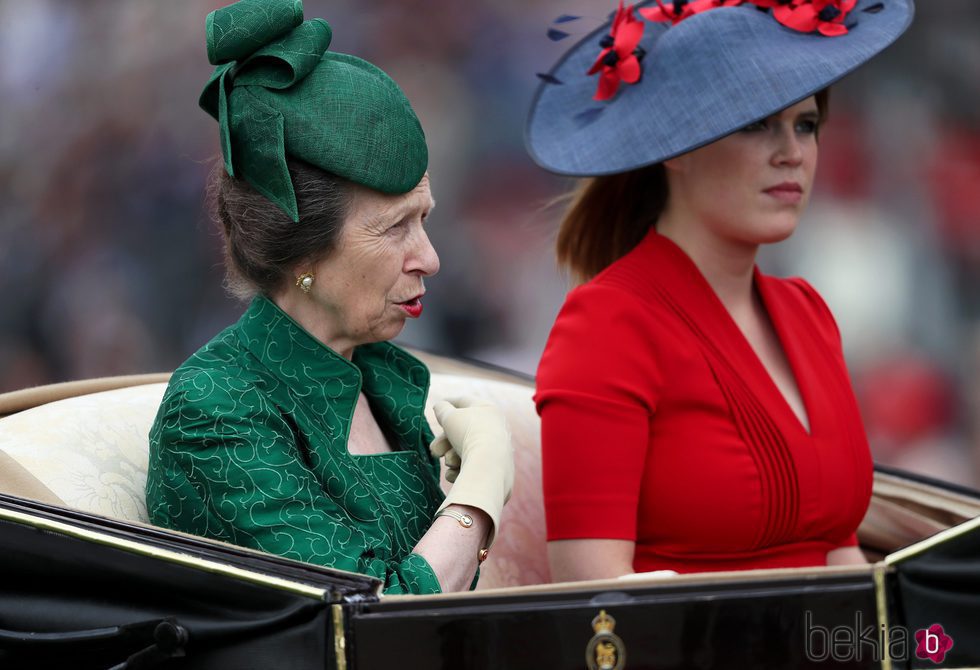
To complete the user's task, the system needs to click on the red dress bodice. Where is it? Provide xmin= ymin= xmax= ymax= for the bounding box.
xmin=535 ymin=230 xmax=872 ymax=573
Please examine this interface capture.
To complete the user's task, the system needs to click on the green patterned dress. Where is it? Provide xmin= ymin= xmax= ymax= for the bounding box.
xmin=146 ymin=295 xmax=445 ymax=594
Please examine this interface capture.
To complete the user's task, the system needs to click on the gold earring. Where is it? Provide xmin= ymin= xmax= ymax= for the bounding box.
xmin=295 ymin=272 xmax=315 ymax=294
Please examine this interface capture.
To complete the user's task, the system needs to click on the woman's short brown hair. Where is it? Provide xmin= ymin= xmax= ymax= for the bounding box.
xmin=210 ymin=159 xmax=352 ymax=299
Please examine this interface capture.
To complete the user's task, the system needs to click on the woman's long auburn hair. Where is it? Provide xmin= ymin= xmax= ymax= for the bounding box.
xmin=556 ymin=89 xmax=830 ymax=284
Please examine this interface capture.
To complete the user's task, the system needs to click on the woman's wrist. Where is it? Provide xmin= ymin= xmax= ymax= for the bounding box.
xmin=441 ymin=503 xmax=490 ymax=523
xmin=435 ymin=504 xmax=492 ymax=562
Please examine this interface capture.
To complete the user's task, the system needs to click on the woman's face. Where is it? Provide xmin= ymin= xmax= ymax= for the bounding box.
xmin=663 ymin=97 xmax=821 ymax=248
xmin=307 ymin=174 xmax=439 ymax=350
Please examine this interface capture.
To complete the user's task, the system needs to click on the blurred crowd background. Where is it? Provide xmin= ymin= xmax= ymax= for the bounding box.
xmin=2 ymin=0 xmax=979 ymax=486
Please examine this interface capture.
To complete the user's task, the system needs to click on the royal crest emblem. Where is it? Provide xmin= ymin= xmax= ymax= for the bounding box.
xmin=586 ymin=609 xmax=626 ymax=670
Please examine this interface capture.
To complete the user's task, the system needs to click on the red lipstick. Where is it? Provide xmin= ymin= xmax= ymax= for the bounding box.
xmin=397 ymin=296 xmax=423 ymax=318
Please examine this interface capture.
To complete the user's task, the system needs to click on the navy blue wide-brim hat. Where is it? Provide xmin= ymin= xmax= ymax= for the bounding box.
xmin=525 ymin=0 xmax=913 ymax=176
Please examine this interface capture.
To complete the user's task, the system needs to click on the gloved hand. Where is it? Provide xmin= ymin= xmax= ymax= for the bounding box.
xmin=437 ymin=440 xmax=462 ymax=484
xmin=429 ymin=397 xmax=514 ymax=547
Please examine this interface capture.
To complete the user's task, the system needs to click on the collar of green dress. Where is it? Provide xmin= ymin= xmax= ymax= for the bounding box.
xmin=235 ymin=295 xmax=433 ymax=450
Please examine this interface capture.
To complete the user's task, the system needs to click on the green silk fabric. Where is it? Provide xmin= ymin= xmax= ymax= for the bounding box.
xmin=199 ymin=0 xmax=428 ymax=221
xmin=146 ymin=295 xmax=445 ymax=595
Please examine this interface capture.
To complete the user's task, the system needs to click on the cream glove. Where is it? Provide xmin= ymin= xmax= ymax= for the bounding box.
xmin=429 ymin=397 xmax=514 ymax=547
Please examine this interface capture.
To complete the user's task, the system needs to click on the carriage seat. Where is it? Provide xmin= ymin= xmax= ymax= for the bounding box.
xmin=0 ymin=371 xmax=550 ymax=589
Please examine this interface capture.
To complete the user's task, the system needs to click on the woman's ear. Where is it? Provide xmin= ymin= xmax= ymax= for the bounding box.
xmin=280 ymin=257 xmax=319 ymax=298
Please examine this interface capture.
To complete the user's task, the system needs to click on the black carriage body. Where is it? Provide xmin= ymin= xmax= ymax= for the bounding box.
xmin=0 ymin=495 xmax=370 ymax=670
xmin=348 ymin=570 xmax=881 ymax=669
xmin=2 ymin=471 xmax=979 ymax=670
xmin=0 ymin=468 xmax=980 ymax=670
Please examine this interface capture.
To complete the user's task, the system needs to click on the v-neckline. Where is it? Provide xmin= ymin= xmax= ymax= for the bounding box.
xmin=750 ymin=268 xmax=814 ymax=437
xmin=651 ymin=232 xmax=815 ymax=438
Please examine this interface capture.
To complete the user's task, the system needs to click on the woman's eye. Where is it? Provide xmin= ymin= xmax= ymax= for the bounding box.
xmin=796 ymin=119 xmax=819 ymax=134
xmin=386 ymin=220 xmax=408 ymax=235
xmin=741 ymin=120 xmax=767 ymax=132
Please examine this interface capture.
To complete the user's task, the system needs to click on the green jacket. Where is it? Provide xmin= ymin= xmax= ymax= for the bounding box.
xmin=146 ymin=295 xmax=445 ymax=594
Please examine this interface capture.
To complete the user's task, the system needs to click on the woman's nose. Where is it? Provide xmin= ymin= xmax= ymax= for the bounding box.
xmin=772 ymin=128 xmax=804 ymax=167
xmin=409 ymin=229 xmax=440 ymax=277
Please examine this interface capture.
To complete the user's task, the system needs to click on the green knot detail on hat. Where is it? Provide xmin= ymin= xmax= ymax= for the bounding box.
xmin=205 ymin=0 xmax=306 ymax=65
xmin=199 ymin=0 xmax=428 ymax=222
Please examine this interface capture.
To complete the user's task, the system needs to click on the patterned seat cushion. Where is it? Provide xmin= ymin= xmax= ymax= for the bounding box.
xmin=0 ymin=383 xmax=167 ymax=522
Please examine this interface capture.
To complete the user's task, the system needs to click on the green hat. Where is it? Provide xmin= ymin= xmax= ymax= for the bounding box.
xmin=200 ymin=0 xmax=428 ymax=222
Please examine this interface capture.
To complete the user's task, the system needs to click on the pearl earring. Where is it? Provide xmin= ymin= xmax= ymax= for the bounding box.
xmin=295 ymin=272 xmax=315 ymax=294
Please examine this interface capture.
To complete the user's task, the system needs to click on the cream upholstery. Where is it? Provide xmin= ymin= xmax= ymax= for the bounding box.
xmin=0 ymin=383 xmax=166 ymax=521
xmin=0 ymin=373 xmax=549 ymax=589
xmin=0 ymin=450 xmax=65 ymax=506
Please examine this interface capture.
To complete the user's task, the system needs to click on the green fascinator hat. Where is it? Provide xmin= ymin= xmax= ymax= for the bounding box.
xmin=200 ymin=0 xmax=428 ymax=222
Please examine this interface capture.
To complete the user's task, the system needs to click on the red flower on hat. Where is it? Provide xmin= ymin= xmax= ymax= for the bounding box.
xmin=587 ymin=2 xmax=647 ymax=101
xmin=749 ymin=0 xmax=857 ymax=36
xmin=640 ymin=0 xmax=743 ymax=26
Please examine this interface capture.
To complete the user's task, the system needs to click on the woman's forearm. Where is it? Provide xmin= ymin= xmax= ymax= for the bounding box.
xmin=413 ymin=504 xmax=492 ymax=592
xmin=547 ymin=538 xmax=637 ymax=583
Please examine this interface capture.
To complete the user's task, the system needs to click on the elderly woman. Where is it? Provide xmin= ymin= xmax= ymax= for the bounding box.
xmin=526 ymin=0 xmax=913 ymax=580
xmin=146 ymin=0 xmax=512 ymax=595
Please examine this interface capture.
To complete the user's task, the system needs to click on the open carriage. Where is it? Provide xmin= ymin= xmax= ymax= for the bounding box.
xmin=1 ymin=352 xmax=978 ymax=669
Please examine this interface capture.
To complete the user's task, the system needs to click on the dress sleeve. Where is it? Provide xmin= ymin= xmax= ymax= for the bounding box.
xmin=535 ymin=283 xmax=662 ymax=542
xmin=146 ymin=376 xmax=442 ymax=595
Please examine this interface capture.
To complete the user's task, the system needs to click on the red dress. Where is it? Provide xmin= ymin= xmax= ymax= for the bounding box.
xmin=535 ymin=230 xmax=872 ymax=573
